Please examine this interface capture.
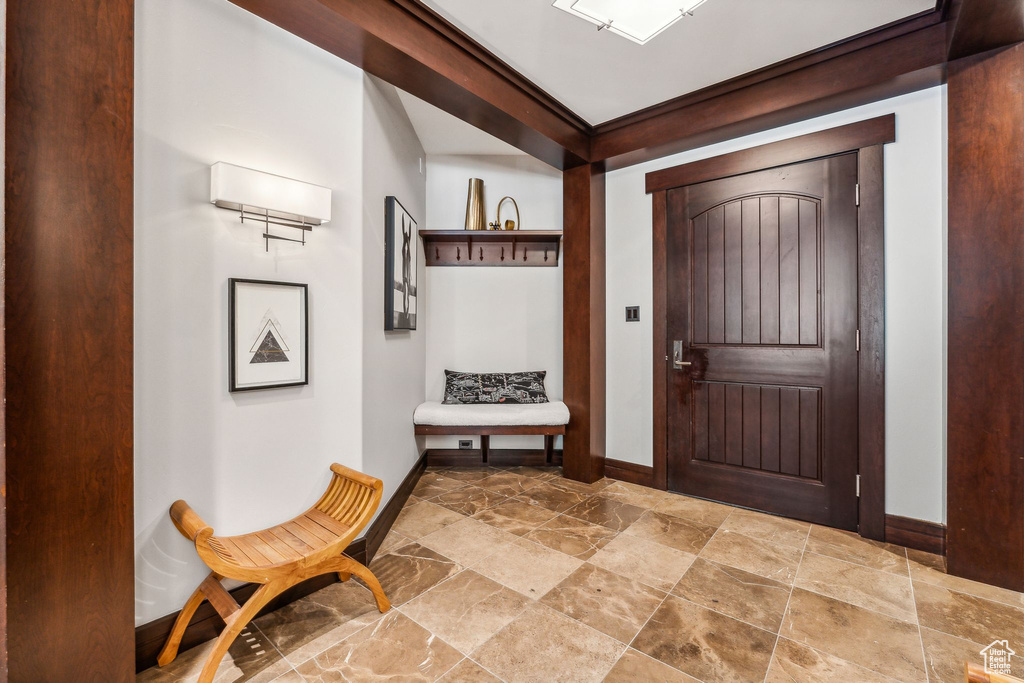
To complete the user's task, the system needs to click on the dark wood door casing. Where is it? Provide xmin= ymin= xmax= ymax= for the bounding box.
xmin=946 ymin=43 xmax=1024 ymax=592
xmin=665 ymin=157 xmax=861 ymax=529
xmin=649 ymin=116 xmax=893 ymax=540
xmin=4 ymin=0 xmax=136 ymax=679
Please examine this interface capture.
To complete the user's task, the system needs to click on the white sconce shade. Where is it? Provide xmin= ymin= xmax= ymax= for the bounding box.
xmin=210 ymin=162 xmax=332 ymax=225
xmin=553 ymin=0 xmax=709 ymax=45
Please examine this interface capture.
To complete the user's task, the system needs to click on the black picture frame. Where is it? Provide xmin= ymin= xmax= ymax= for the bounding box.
xmin=228 ymin=278 xmax=309 ymax=392
xmin=384 ymin=195 xmax=418 ymax=330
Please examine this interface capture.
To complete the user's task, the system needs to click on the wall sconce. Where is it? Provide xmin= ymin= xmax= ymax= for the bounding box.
xmin=210 ymin=162 xmax=332 ymax=251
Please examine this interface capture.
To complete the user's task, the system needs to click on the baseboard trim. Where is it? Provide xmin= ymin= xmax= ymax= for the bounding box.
xmin=425 ymin=448 xmax=564 ymax=467
xmin=605 ymin=459 xmax=654 ymax=487
xmin=885 ymin=514 xmax=946 ymax=556
xmin=134 ymin=454 xmax=427 ymax=673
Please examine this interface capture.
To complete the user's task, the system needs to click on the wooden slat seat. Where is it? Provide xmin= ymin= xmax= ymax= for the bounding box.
xmin=157 ymin=463 xmax=391 ymax=683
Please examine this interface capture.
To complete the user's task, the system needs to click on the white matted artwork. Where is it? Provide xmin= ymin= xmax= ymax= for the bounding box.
xmin=229 ymin=278 xmax=308 ymax=391
xmin=384 ymin=196 xmax=418 ymax=330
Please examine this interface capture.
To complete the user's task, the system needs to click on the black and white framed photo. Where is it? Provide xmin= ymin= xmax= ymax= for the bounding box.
xmin=229 ymin=278 xmax=308 ymax=392
xmin=384 ymin=196 xmax=418 ymax=330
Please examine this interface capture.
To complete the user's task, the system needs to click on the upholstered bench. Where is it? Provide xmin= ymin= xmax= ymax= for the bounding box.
xmin=414 ymin=401 xmax=570 ymax=466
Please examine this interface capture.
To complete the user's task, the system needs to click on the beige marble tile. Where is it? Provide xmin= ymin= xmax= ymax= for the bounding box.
xmin=295 ymin=610 xmax=462 ymax=682
xmin=437 ymin=658 xmax=502 ymax=682
xmin=544 ymin=476 xmax=613 ymax=496
xmin=375 ymin=530 xmax=412 ymax=556
xmin=588 ymin=533 xmax=696 ymax=591
xmin=720 ymin=508 xmax=810 ymax=549
xmin=909 ymin=550 xmax=1024 ymax=610
xmin=471 ymin=499 xmax=559 ymax=536
xmin=624 ymin=510 xmax=717 ymax=554
xmin=672 ymin=557 xmax=791 ymax=633
xmin=795 ymin=551 xmax=917 ymax=623
xmin=781 ymin=587 xmax=926 ymax=682
xmin=369 ymin=542 xmax=462 ymax=606
xmin=523 ymin=515 xmax=618 ymax=560
xmin=764 ymin=637 xmax=897 ymax=683
xmin=472 ymin=537 xmax=583 ymax=599
xmin=443 ymin=467 xmax=505 ymax=483
xmin=137 ymin=624 xmax=293 ymax=683
xmin=254 ymin=580 xmax=383 ymax=666
xmin=805 ymin=525 xmax=908 ymax=575
xmin=434 ymin=486 xmax=509 ymax=516
xmin=514 ymin=480 xmax=591 ymax=513
xmin=268 ymin=671 xmax=303 ymax=683
xmin=401 ymin=570 xmax=531 ymax=654
xmin=476 ymin=471 xmax=543 ymax=497
xmin=603 ymin=649 xmax=699 ymax=683
xmin=913 ymin=580 xmax=1024 ymax=647
xmin=393 ymin=501 xmax=467 ymax=540
xmin=503 ymin=465 xmax=561 ymax=480
xmin=598 ymin=481 xmax=668 ymax=508
xmin=653 ymin=494 xmax=735 ymax=527
xmin=417 ymin=517 xmax=519 ymax=567
xmin=920 ymin=627 xmax=992 ymax=683
xmin=563 ymin=495 xmax=647 ymax=531
xmin=414 ymin=471 xmax=469 ymax=499
xmin=632 ymin=595 xmax=776 ymax=683
xmin=699 ymin=529 xmax=803 ymax=585
xmin=471 ymin=603 xmax=624 ymax=683
xmin=540 ymin=563 xmax=665 ymax=643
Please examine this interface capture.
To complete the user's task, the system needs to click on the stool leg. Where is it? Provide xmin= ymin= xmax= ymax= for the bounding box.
xmin=337 ymin=571 xmax=352 ymax=582
xmin=157 ymin=573 xmax=215 ymax=666
xmin=197 ymin=583 xmax=277 ymax=683
xmin=333 ymin=556 xmax=391 ymax=613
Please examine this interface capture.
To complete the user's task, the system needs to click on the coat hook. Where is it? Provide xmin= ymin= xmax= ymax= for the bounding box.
xmin=501 ymin=246 xmax=505 ymax=261
xmin=544 ymin=249 xmax=549 ymax=262
xmin=523 ymin=248 xmax=528 ymax=262
xmin=479 ymin=247 xmax=483 ymax=261
xmin=457 ymin=246 xmax=461 ymax=261
xmin=435 ymin=246 xmax=439 ymax=260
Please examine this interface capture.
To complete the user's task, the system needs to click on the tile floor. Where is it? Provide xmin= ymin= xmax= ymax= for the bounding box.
xmin=140 ymin=466 xmax=1024 ymax=682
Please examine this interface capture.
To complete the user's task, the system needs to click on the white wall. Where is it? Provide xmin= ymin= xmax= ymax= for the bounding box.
xmin=606 ymin=87 xmax=947 ymax=524
xmin=361 ymin=77 xmax=428 ymax=504
xmin=135 ymin=0 xmax=426 ymax=625
xmin=423 ymin=155 xmax=563 ymax=449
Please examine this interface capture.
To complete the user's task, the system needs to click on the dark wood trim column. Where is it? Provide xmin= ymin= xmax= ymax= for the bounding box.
xmin=946 ymin=42 xmax=1024 ymax=592
xmin=562 ymin=164 xmax=606 ymax=483
xmin=4 ymin=0 xmax=135 ymax=678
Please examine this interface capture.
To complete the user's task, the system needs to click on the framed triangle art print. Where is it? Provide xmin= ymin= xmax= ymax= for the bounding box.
xmin=228 ymin=278 xmax=309 ymax=391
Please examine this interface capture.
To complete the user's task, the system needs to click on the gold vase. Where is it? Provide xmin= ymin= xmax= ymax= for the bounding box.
xmin=464 ymin=178 xmax=486 ymax=231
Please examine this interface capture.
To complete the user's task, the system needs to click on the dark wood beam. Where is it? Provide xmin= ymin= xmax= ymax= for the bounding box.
xmin=947 ymin=0 xmax=1024 ymax=60
xmin=591 ymin=20 xmax=947 ymax=170
xmin=227 ymin=0 xmax=590 ymax=169
xmin=946 ymin=42 xmax=1024 ymax=592
xmin=562 ymin=164 xmax=606 ymax=483
xmin=4 ymin=0 xmax=135 ymax=679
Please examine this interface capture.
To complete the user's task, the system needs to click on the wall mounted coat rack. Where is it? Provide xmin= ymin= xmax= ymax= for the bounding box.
xmin=419 ymin=230 xmax=562 ymax=267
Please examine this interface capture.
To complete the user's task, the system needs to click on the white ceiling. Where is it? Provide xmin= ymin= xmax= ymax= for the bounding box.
xmin=423 ymin=0 xmax=936 ymax=125
xmin=396 ymin=88 xmax=527 ymax=156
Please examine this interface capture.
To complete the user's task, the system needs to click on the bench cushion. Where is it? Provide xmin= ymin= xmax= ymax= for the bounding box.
xmin=414 ymin=401 xmax=570 ymax=427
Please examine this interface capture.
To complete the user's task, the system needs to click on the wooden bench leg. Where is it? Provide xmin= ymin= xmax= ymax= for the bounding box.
xmin=481 ymin=434 xmax=489 ymax=464
xmin=197 ymin=582 xmax=278 ymax=683
xmin=332 ymin=556 xmax=391 ymax=613
xmin=544 ymin=435 xmax=553 ymax=464
xmin=157 ymin=573 xmax=216 ymax=666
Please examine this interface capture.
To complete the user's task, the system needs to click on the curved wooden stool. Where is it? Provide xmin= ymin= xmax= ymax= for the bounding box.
xmin=157 ymin=463 xmax=391 ymax=682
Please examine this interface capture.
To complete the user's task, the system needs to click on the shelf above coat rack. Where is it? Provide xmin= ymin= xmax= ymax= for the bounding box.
xmin=419 ymin=230 xmax=562 ymax=267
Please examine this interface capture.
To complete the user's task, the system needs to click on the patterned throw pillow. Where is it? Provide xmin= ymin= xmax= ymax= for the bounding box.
xmin=442 ymin=370 xmax=549 ymax=405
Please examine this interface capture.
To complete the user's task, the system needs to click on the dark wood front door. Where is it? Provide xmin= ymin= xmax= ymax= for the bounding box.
xmin=666 ymin=154 xmax=860 ymax=529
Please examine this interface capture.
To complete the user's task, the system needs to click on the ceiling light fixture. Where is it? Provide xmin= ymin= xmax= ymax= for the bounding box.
xmin=553 ymin=0 xmax=709 ymax=45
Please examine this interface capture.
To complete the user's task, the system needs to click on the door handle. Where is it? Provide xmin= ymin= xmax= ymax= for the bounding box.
xmin=672 ymin=340 xmax=691 ymax=369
